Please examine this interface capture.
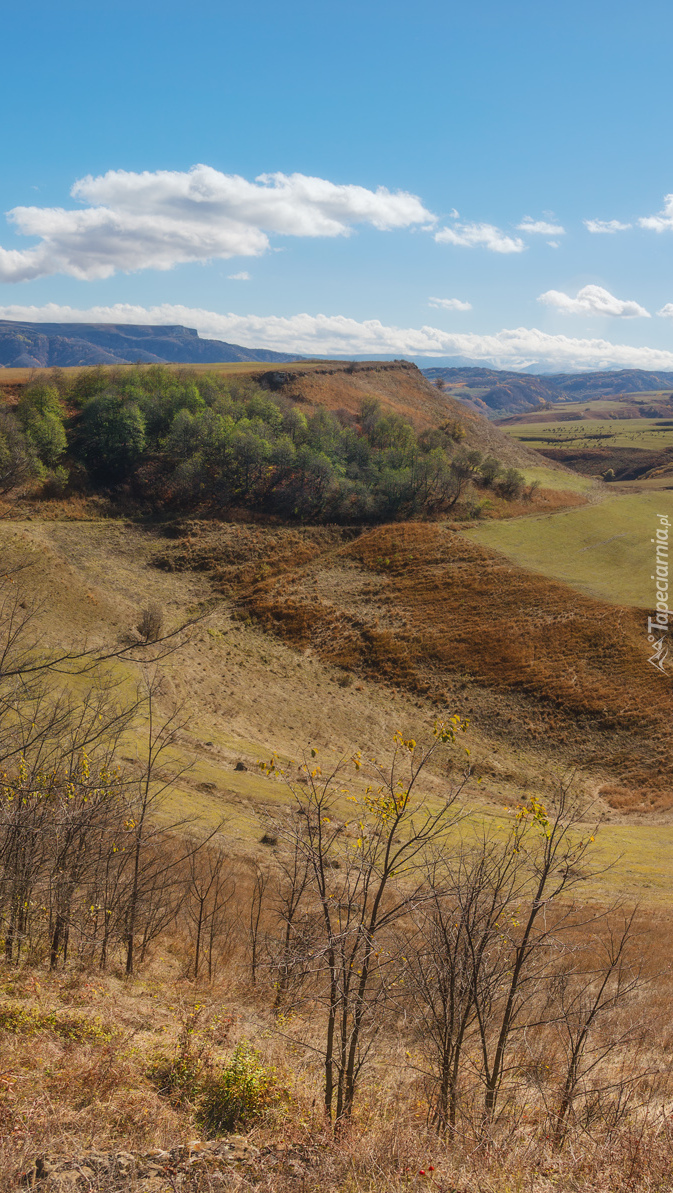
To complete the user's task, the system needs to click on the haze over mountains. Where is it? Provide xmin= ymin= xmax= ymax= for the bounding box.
xmin=0 ymin=319 xmax=301 ymax=368
xmin=2 ymin=318 xmax=673 ymax=416
xmin=423 ymin=365 xmax=673 ymax=414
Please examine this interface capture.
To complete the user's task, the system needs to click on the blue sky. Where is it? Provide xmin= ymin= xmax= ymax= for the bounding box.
xmin=1 ymin=0 xmax=673 ymax=370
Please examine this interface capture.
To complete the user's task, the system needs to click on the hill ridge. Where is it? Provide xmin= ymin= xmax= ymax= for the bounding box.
xmin=423 ymin=365 xmax=673 ymax=416
xmin=0 ymin=318 xmax=303 ymax=368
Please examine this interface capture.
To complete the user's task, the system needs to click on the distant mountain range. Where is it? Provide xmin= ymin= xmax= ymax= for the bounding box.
xmin=0 ymin=320 xmax=303 ymax=368
xmin=422 ymin=366 xmax=673 ymax=414
xmin=2 ymin=320 xmax=673 ymax=416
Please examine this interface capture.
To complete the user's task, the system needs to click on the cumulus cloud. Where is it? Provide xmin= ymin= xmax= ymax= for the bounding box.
xmin=428 ymin=296 xmax=472 ymax=311
xmin=517 ymin=217 xmax=565 ymax=236
xmin=658 ymin=304 xmax=673 ymax=318
xmin=538 ymin=284 xmax=650 ymax=318
xmin=584 ymin=218 xmax=631 ymax=233
xmin=638 ymin=194 xmax=673 ymax=233
xmin=228 ymin=271 xmax=251 ymax=280
xmin=434 ymin=222 xmax=525 ymax=253
xmin=0 ymin=165 xmax=435 ymax=283
xmin=4 ymin=301 xmax=673 ymax=371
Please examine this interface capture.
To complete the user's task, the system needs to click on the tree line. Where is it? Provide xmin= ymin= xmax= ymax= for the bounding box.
xmin=0 ymin=365 xmax=533 ymax=520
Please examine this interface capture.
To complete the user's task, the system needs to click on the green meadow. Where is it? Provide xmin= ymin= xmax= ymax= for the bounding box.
xmin=503 ymin=418 xmax=673 ymax=451
xmin=520 ymin=466 xmax=596 ymax=493
xmin=465 ymin=490 xmax=673 ymax=607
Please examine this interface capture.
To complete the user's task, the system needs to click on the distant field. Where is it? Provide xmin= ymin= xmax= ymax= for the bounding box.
xmin=464 ymin=489 xmax=673 ymax=607
xmin=497 ymin=393 xmax=673 ymax=425
xmin=502 ymin=417 xmax=673 ymax=452
xmin=0 ymin=359 xmax=315 ymax=384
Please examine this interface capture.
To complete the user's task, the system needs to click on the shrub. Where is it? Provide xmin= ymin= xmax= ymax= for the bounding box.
xmin=40 ymin=465 xmax=70 ymax=497
xmin=137 ymin=602 xmax=164 ymax=642
xmin=147 ymin=1051 xmax=203 ymax=1106
xmin=0 ymin=411 xmax=40 ymax=493
xmin=479 ymin=455 xmax=502 ymax=486
xmin=496 ymin=466 xmax=525 ymax=500
xmin=198 ymin=1041 xmax=279 ymax=1134
xmin=0 ymin=1005 xmax=115 ymax=1043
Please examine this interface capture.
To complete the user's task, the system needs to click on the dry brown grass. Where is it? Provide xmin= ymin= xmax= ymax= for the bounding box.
xmin=1 ymin=906 xmax=673 ymax=1192
xmin=158 ymin=520 xmax=672 ymax=811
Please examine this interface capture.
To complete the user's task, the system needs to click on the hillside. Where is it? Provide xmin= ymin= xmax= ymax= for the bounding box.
xmin=254 ymin=360 xmax=560 ymax=470
xmin=552 ymin=368 xmax=673 ymax=398
xmin=423 ymin=364 xmax=673 ymax=416
xmin=1 ymin=512 xmax=669 ymax=840
xmin=0 ymin=368 xmax=671 ymax=1192
xmin=0 ymin=359 xmax=572 ymax=503
xmin=0 ymin=319 xmax=303 ymax=368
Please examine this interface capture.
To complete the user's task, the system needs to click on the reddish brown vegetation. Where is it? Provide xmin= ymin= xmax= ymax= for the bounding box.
xmin=158 ymin=521 xmax=672 ymax=810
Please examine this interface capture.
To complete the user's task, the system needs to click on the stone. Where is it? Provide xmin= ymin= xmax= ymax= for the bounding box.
xmin=113 ymin=1150 xmax=137 ymax=1174
xmin=44 ymin=1174 xmax=80 ymax=1191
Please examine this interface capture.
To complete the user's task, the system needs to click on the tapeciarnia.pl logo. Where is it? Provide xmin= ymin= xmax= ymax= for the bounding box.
xmin=648 ymin=513 xmax=670 ymax=674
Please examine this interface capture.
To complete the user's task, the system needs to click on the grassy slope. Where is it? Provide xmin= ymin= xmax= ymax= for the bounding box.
xmin=164 ymin=519 xmax=672 ymax=803
xmin=0 ymin=362 xmax=669 ymax=904
xmin=519 ymin=466 xmax=596 ymax=493
xmin=259 ymin=361 xmax=570 ymax=470
xmin=502 ymin=417 xmax=673 ymax=451
xmin=4 ymin=514 xmax=673 ymax=901
xmin=464 ymin=489 xmax=673 ymax=607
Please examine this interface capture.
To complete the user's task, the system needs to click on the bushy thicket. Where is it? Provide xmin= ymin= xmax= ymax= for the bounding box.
xmin=3 ymin=366 xmax=529 ymax=519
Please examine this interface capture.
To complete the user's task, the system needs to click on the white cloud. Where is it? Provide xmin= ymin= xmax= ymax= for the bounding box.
xmin=584 ymin=218 xmax=631 ymax=234
xmin=0 ymin=165 xmax=435 ymax=283
xmin=434 ymin=222 xmax=525 ymax=254
xmin=228 ymin=271 xmax=251 ymax=280
xmin=517 ymin=217 xmax=565 ymax=236
xmin=639 ymin=193 xmax=673 ymax=233
xmin=4 ymin=301 xmax=673 ymax=371
xmin=428 ymin=296 xmax=472 ymax=311
xmin=658 ymin=303 xmax=673 ymax=318
xmin=538 ymin=284 xmax=650 ymax=318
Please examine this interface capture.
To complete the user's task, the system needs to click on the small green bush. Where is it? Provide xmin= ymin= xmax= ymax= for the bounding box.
xmin=0 ymin=1004 xmax=115 ymax=1043
xmin=147 ymin=1052 xmax=203 ymax=1106
xmin=41 ymin=465 xmax=70 ymax=497
xmin=198 ymin=1041 xmax=278 ymax=1134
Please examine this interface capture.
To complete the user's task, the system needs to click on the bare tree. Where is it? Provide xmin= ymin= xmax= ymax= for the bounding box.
xmin=271 ymin=827 xmax=313 ymax=1009
xmin=247 ymin=863 xmax=270 ymax=987
xmin=137 ymin=603 xmax=164 ymax=644
xmin=549 ymin=913 xmax=642 ymax=1147
xmin=266 ymin=720 xmax=469 ymax=1122
xmin=185 ymin=842 xmax=234 ymax=981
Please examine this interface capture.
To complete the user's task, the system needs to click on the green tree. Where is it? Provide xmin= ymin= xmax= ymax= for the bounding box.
xmin=0 ymin=412 xmax=39 ymax=493
xmin=73 ymin=394 xmax=146 ymax=483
